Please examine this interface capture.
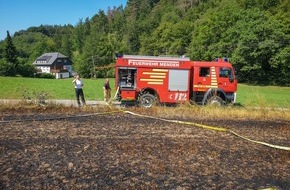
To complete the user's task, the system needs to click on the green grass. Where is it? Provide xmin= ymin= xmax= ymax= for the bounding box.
xmin=236 ymin=84 xmax=290 ymax=108
xmin=0 ymin=77 xmax=116 ymax=101
xmin=0 ymin=77 xmax=289 ymax=108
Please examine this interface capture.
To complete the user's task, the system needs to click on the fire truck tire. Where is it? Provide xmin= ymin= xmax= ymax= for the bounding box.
xmin=139 ymin=94 xmax=156 ymax=108
xmin=207 ymin=96 xmax=224 ymax=107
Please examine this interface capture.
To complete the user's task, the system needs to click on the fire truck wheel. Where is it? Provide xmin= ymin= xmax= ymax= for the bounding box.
xmin=207 ymin=96 xmax=224 ymax=107
xmin=139 ymin=94 xmax=156 ymax=108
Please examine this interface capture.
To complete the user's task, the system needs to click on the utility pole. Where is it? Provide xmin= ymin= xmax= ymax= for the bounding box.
xmin=92 ymin=55 xmax=96 ymax=78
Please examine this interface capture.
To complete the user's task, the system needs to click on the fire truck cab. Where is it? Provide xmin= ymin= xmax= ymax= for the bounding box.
xmin=115 ymin=55 xmax=237 ymax=107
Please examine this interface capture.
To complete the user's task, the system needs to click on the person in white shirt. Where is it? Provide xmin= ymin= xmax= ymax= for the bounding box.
xmin=72 ymin=75 xmax=86 ymax=107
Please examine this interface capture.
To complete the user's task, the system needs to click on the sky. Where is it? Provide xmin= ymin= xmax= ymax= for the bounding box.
xmin=0 ymin=0 xmax=127 ymax=40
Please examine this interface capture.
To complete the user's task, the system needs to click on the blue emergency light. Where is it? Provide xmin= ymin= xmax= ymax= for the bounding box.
xmin=115 ymin=53 xmax=123 ymax=58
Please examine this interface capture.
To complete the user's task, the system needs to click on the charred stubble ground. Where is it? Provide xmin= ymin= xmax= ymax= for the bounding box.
xmin=0 ymin=109 xmax=289 ymax=189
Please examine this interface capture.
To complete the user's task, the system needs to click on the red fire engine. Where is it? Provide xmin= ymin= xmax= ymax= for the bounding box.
xmin=115 ymin=55 xmax=237 ymax=107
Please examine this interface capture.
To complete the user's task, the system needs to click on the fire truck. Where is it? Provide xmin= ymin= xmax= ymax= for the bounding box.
xmin=115 ymin=55 xmax=237 ymax=107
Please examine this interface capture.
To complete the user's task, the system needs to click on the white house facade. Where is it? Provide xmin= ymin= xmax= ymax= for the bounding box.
xmin=33 ymin=52 xmax=73 ymax=79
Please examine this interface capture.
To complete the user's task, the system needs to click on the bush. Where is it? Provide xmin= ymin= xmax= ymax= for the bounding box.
xmin=0 ymin=60 xmax=36 ymax=78
xmin=20 ymin=89 xmax=51 ymax=105
xmin=18 ymin=63 xmax=36 ymax=77
xmin=35 ymin=73 xmax=55 ymax=79
xmin=95 ymin=68 xmax=115 ymax=78
xmin=106 ymin=68 xmax=115 ymax=78
xmin=0 ymin=62 xmax=16 ymax=76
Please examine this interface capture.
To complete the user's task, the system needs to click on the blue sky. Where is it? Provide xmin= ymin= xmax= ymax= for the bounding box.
xmin=0 ymin=0 xmax=127 ymax=40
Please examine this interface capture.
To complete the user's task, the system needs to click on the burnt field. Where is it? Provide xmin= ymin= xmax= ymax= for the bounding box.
xmin=0 ymin=106 xmax=289 ymax=189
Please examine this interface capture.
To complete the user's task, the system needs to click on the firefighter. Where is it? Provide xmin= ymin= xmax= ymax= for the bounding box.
xmin=72 ymin=74 xmax=86 ymax=107
xmin=103 ymin=78 xmax=111 ymax=102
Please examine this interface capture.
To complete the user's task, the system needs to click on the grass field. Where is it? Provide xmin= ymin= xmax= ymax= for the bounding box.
xmin=0 ymin=77 xmax=114 ymax=101
xmin=236 ymin=84 xmax=290 ymax=108
xmin=0 ymin=77 xmax=289 ymax=108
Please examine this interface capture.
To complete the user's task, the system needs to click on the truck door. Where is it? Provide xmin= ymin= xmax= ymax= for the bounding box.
xmin=218 ymin=67 xmax=236 ymax=92
xmin=194 ymin=67 xmax=211 ymax=91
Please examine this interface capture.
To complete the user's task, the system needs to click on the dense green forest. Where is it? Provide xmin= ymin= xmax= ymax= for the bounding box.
xmin=0 ymin=0 xmax=289 ymax=85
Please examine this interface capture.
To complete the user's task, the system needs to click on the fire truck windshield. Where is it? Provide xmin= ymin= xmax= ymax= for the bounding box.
xmin=219 ymin=67 xmax=235 ymax=82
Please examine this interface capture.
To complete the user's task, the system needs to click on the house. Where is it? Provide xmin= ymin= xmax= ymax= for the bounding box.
xmin=33 ymin=52 xmax=73 ymax=79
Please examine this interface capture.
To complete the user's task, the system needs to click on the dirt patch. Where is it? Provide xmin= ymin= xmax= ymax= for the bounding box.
xmin=0 ymin=108 xmax=289 ymax=189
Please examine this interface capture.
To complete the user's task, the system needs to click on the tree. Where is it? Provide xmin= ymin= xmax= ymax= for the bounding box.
xmin=74 ymin=19 xmax=85 ymax=54
xmin=61 ymin=34 xmax=73 ymax=58
xmin=230 ymin=8 xmax=289 ymax=85
xmin=4 ymin=31 xmax=18 ymax=65
xmin=1 ymin=31 xmax=18 ymax=76
xmin=91 ymin=10 xmax=109 ymax=33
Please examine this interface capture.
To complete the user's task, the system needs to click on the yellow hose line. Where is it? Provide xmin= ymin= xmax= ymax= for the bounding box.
xmin=229 ymin=130 xmax=290 ymax=151
xmin=124 ymin=111 xmax=228 ymax=132
xmin=123 ymin=110 xmax=290 ymax=151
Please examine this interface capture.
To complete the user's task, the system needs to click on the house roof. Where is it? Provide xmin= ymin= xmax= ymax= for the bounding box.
xmin=33 ymin=52 xmax=68 ymax=66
